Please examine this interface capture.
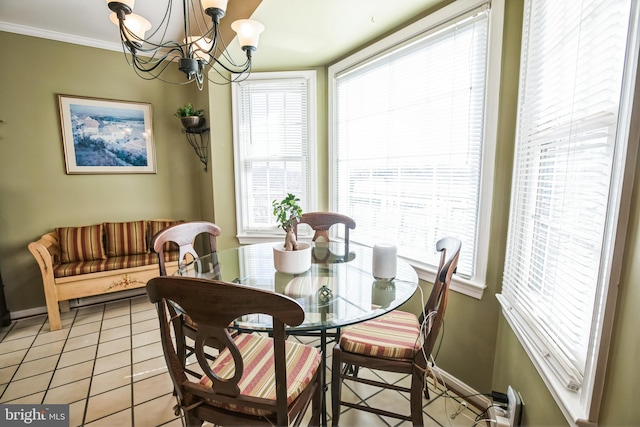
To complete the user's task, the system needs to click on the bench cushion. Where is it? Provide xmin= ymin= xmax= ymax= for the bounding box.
xmin=56 ymin=224 xmax=107 ymax=263
xmin=105 ymin=221 xmax=148 ymax=257
xmin=53 ymin=251 xmax=179 ymax=278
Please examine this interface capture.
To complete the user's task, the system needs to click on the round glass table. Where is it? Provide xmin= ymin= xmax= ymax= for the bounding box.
xmin=177 ymin=241 xmax=418 ymax=333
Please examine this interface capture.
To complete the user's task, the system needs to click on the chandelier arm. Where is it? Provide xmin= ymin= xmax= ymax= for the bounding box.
xmin=124 ymin=40 xmax=184 ymax=63
xmin=210 ymin=55 xmax=251 ymax=75
xmin=118 ymin=22 xmax=187 ymax=58
xmin=189 ymin=0 xmax=212 ymax=40
xmin=182 ymin=0 xmax=189 ymax=51
xmin=132 ymin=61 xmax=177 ymax=81
xmin=212 ymin=31 xmax=253 ymax=70
xmin=138 ymin=0 xmax=173 ymax=42
xmin=203 ymin=61 xmax=252 ymax=85
xmin=134 ymin=63 xmax=194 ymax=85
xmin=216 ymin=48 xmax=250 ymax=69
xmin=202 ymin=18 xmax=220 ymax=58
xmin=126 ymin=45 xmax=186 ymax=74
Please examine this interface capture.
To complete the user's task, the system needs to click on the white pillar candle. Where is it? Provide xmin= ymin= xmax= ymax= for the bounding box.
xmin=372 ymin=243 xmax=397 ymax=281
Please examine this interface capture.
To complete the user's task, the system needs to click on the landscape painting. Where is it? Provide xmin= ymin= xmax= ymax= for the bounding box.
xmin=58 ymin=95 xmax=156 ymax=174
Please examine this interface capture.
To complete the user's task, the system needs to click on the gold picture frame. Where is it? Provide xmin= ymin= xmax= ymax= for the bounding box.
xmin=58 ymin=95 xmax=156 ymax=174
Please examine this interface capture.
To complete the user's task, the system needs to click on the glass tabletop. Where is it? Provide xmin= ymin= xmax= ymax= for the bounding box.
xmin=177 ymin=241 xmax=418 ymax=333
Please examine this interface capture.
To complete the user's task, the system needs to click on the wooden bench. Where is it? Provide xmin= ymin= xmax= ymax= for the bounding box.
xmin=28 ymin=220 xmax=180 ymax=331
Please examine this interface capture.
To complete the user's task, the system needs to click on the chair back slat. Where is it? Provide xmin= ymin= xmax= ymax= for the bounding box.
xmin=294 ymin=212 xmax=356 ymax=243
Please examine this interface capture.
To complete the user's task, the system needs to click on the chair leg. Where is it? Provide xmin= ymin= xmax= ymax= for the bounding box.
xmin=331 ymin=345 xmax=343 ymax=427
xmin=183 ymin=410 xmax=203 ymax=427
xmin=311 ymin=372 xmax=322 ymax=427
xmin=410 ymin=367 xmax=424 ymax=427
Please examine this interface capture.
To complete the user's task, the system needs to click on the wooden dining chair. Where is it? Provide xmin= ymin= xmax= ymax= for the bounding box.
xmin=294 ymin=212 xmax=356 ymax=263
xmin=146 ymin=276 xmax=322 ymax=427
xmin=331 ymin=237 xmax=461 ymax=426
xmin=150 ymin=221 xmax=221 ymax=276
xmin=150 ymin=221 xmax=222 ymax=375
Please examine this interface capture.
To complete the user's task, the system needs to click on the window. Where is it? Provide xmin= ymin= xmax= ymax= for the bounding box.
xmin=497 ymin=0 xmax=639 ymax=423
xmin=329 ymin=0 xmax=504 ymax=298
xmin=232 ymin=71 xmax=317 ymax=243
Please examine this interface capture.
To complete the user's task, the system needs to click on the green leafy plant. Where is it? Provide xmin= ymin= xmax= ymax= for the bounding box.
xmin=272 ymin=193 xmax=303 ymax=251
xmin=175 ymin=102 xmax=204 ymax=118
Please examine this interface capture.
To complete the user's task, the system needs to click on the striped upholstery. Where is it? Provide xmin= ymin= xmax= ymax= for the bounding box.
xmin=148 ymin=220 xmax=182 ymax=252
xmin=200 ymin=333 xmax=321 ymax=417
xmin=339 ymin=310 xmax=421 ymax=360
xmin=104 ymin=221 xmax=148 ymax=257
xmin=53 ymin=253 xmax=174 ymax=278
xmin=56 ymin=224 xmax=106 ymax=263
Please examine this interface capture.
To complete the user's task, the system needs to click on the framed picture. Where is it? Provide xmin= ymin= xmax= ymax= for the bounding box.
xmin=58 ymin=95 xmax=156 ymax=174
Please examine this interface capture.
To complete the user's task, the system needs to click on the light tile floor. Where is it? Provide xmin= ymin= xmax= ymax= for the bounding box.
xmin=0 ymin=295 xmax=489 ymax=426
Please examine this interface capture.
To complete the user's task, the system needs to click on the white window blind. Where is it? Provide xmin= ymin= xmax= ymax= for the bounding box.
xmin=499 ymin=0 xmax=637 ymax=422
xmin=332 ymin=6 xmax=489 ymax=279
xmin=232 ymin=71 xmax=316 ymax=240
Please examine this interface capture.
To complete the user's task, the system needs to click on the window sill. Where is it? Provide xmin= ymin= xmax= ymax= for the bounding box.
xmin=496 ymin=294 xmax=596 ymax=427
xmin=411 ymin=262 xmax=486 ymax=300
xmin=237 ymin=234 xmax=283 ymax=246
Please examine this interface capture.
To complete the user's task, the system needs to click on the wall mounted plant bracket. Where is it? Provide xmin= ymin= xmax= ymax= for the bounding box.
xmin=183 ymin=127 xmax=210 ymax=171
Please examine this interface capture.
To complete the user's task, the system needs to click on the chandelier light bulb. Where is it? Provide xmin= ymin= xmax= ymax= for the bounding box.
xmin=231 ymin=19 xmax=265 ymax=50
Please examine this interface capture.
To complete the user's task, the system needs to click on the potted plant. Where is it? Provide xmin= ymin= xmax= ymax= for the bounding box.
xmin=175 ymin=103 xmax=205 ymax=129
xmin=271 ymin=193 xmax=311 ymax=274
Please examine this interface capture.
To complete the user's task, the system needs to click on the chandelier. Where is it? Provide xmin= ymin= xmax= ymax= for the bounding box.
xmin=106 ymin=0 xmax=264 ymax=90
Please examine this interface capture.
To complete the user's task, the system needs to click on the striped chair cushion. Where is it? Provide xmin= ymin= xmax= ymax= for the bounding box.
xmin=200 ymin=333 xmax=321 ymax=417
xmin=339 ymin=310 xmax=421 ymax=360
xmin=104 ymin=221 xmax=148 ymax=257
xmin=56 ymin=224 xmax=106 ymax=263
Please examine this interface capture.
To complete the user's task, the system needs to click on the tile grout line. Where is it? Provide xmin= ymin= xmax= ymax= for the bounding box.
xmin=129 ymin=297 xmax=136 ymax=427
xmin=78 ymin=304 xmax=105 ymax=427
xmin=0 ymin=320 xmax=34 ymax=403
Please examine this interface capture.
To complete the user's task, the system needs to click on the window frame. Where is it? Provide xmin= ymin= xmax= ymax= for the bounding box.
xmin=496 ymin=0 xmax=640 ymax=424
xmin=328 ymin=0 xmax=504 ymax=299
xmin=232 ymin=70 xmax=318 ymax=244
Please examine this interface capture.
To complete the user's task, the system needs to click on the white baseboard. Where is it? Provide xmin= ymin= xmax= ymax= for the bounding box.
xmin=7 ymin=306 xmax=48 ymax=321
xmin=68 ymin=288 xmax=147 ymax=308
xmin=431 ymin=365 xmax=493 ymax=412
xmin=7 ymin=288 xmax=148 ymax=322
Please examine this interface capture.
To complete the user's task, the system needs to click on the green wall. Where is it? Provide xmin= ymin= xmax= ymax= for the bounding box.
xmin=0 ymin=32 xmax=206 ymax=312
xmin=3 ymin=0 xmax=640 ymax=423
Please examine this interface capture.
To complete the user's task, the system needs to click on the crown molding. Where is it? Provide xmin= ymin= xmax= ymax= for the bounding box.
xmin=0 ymin=21 xmax=122 ymax=52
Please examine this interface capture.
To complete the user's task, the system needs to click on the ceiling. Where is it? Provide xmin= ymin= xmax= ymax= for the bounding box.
xmin=0 ymin=0 xmax=443 ymax=70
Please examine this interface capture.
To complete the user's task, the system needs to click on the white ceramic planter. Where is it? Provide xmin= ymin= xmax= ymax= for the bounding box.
xmin=273 ymin=242 xmax=312 ymax=274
